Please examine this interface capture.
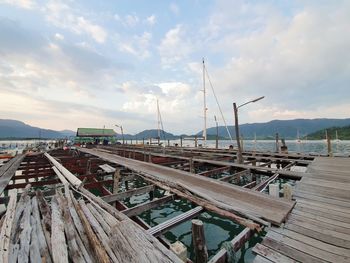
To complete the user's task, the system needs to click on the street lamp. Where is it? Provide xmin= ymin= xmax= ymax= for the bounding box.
xmin=115 ymin=124 xmax=125 ymax=144
xmin=233 ymin=96 xmax=264 ymax=164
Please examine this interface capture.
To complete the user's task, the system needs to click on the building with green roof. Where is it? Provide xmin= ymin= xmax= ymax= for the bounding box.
xmin=75 ymin=128 xmax=117 ymax=144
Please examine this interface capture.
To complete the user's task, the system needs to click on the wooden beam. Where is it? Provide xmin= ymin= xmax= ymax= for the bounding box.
xmin=0 ymin=154 xmax=25 ymax=195
xmin=123 ymin=194 xmax=175 ymax=217
xmin=101 ymin=185 xmax=155 ymax=203
xmin=208 ymin=227 xmax=252 ymax=263
xmin=242 ymin=181 xmax=257 ymax=189
xmin=148 ymin=206 xmax=204 ymax=237
xmin=219 ymin=169 xmax=249 ymax=182
xmin=197 ymin=166 xmax=231 ymax=177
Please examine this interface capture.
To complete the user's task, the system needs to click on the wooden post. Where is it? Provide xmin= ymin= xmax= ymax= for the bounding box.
xmin=283 ymin=183 xmax=292 ymax=200
xmin=195 ymin=136 xmax=198 ymax=148
xmin=131 ymin=139 xmax=133 ymax=145
xmin=180 ymin=136 xmax=183 ymax=147
xmin=326 ymin=130 xmax=332 ymax=157
xmin=158 ymin=137 xmax=160 ymax=146
xmin=192 ymin=219 xmax=208 ymax=263
xmin=149 ymin=138 xmax=152 ymax=145
xmin=190 ymin=157 xmax=194 ymax=173
xmin=143 ymin=138 xmax=145 ymax=145
xmin=275 ymin=133 xmax=279 ymax=153
xmin=167 ymin=139 xmax=170 ymax=147
xmin=113 ymin=169 xmax=121 ymax=194
xmin=148 ymin=152 xmax=152 ymax=163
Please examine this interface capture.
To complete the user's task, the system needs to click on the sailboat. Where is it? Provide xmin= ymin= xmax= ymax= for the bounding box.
xmin=334 ymin=130 xmax=341 ymax=143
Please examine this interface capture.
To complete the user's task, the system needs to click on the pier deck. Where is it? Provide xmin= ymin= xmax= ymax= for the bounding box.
xmin=79 ymin=147 xmax=295 ymax=225
xmin=253 ymin=157 xmax=350 ymax=262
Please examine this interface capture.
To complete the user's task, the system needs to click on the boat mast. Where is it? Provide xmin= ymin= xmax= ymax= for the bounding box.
xmin=202 ymin=58 xmax=207 ymax=144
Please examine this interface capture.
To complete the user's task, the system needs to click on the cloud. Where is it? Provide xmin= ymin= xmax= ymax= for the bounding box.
xmin=119 ymin=32 xmax=152 ymax=59
xmin=170 ymin=3 xmax=179 ymax=15
xmin=54 ymin=33 xmax=64 ymax=40
xmin=145 ymin=15 xmax=156 ymax=26
xmin=44 ymin=1 xmax=107 ymax=43
xmin=1 ymin=0 xmax=35 ymax=9
xmin=159 ymin=25 xmax=193 ymax=67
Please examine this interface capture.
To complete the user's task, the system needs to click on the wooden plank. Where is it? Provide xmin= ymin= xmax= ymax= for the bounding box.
xmin=295 ymin=204 xmax=350 ymax=223
xmin=262 ymin=237 xmax=326 ymax=263
xmin=123 ymin=194 xmax=175 ymax=217
xmin=148 ymin=206 xmax=204 ymax=237
xmin=252 ymin=243 xmax=296 ymax=263
xmin=291 ymin=210 xmax=350 ymax=229
xmin=268 ymin=229 xmax=350 ymax=262
xmin=295 ymin=183 xmax=350 ymax=201
xmin=0 ymin=155 xmax=25 ymax=195
xmin=102 ymin=185 xmax=155 ymax=203
xmin=51 ymin=197 xmax=68 ymax=263
xmin=80 ymin=147 xmax=295 ymax=225
xmin=295 ymin=198 xmax=350 ymax=215
xmin=293 ymin=191 xmax=350 ymax=208
xmin=285 ymin=223 xmax=350 ymax=249
xmin=197 ymin=166 xmax=231 ymax=177
xmin=218 ymin=169 xmax=249 ymax=182
xmin=0 ymin=189 xmax=18 ymax=262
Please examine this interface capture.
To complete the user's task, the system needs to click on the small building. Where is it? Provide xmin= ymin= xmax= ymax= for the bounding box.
xmin=75 ymin=128 xmax=116 ymax=145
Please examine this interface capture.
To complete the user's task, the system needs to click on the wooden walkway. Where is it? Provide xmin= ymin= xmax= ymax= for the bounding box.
xmin=253 ymin=157 xmax=350 ymax=263
xmin=79 ymin=148 xmax=295 ymax=225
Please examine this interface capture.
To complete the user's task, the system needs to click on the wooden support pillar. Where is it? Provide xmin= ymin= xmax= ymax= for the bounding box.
xmin=125 ymin=180 xmax=129 ymax=190
xmin=148 ymin=152 xmax=152 ymax=163
xmin=283 ymin=183 xmax=292 ymax=200
xmin=180 ymin=136 xmax=183 ymax=147
xmin=189 ymin=157 xmax=194 ymax=173
xmin=113 ymin=168 xmax=121 ymax=194
xmin=143 ymin=138 xmax=145 ymax=145
xmin=158 ymin=137 xmax=160 ymax=145
xmin=192 ymin=219 xmax=208 ymax=263
xmin=275 ymin=133 xmax=280 ymax=153
xmin=149 ymin=138 xmax=152 ymax=145
xmin=144 ymin=151 xmax=147 ymax=162
xmin=131 ymin=139 xmax=133 ymax=144
xmin=195 ymin=136 xmax=198 ymax=148
xmin=167 ymin=139 xmax=170 ymax=147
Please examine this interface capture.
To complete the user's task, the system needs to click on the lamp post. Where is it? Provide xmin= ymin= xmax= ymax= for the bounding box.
xmin=115 ymin=124 xmax=124 ymax=144
xmin=233 ymin=96 xmax=264 ymax=164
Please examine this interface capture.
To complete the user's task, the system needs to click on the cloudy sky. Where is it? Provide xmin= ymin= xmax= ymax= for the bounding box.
xmin=0 ymin=0 xmax=349 ymax=134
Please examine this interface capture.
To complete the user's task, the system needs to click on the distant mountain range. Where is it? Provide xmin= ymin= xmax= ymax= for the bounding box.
xmin=0 ymin=119 xmax=75 ymax=139
xmin=307 ymin=125 xmax=350 ymax=140
xmin=1 ymin=118 xmax=350 ymax=140
xmin=197 ymin=118 xmax=350 ymax=139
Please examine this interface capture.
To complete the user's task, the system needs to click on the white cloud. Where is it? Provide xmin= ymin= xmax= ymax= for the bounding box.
xmin=54 ymin=33 xmax=64 ymax=40
xmin=124 ymin=14 xmax=139 ymax=27
xmin=170 ymin=3 xmax=179 ymax=15
xmin=146 ymin=15 xmax=156 ymax=26
xmin=44 ymin=1 xmax=107 ymax=43
xmin=1 ymin=0 xmax=35 ymax=9
xmin=159 ymin=25 xmax=192 ymax=67
xmin=119 ymin=32 xmax=152 ymax=59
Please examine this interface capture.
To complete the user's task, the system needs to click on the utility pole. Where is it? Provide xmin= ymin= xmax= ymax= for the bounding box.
xmin=233 ymin=103 xmax=243 ymax=164
xmin=202 ymin=58 xmax=207 ymax=145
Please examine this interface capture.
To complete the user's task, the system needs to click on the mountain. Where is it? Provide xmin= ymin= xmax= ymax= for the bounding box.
xmin=0 ymin=119 xmax=75 ymax=139
xmin=198 ymin=118 xmax=350 ymax=139
xmin=134 ymin=129 xmax=178 ymax=139
xmin=306 ymin=125 xmax=350 ymax=140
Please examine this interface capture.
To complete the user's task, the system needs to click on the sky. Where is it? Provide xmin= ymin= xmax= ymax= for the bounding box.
xmin=0 ymin=0 xmax=349 ymax=134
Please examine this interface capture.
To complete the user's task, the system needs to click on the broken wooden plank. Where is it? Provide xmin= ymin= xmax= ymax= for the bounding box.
xmin=148 ymin=206 xmax=204 ymax=237
xmin=123 ymin=194 xmax=175 ymax=217
xmin=0 ymin=155 xmax=25 ymax=195
xmin=252 ymin=243 xmax=296 ymax=263
xmin=102 ymin=185 xmax=155 ymax=203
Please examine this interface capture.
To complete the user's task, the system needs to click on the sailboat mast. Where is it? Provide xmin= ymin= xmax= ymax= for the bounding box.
xmin=203 ymin=58 xmax=207 ymax=144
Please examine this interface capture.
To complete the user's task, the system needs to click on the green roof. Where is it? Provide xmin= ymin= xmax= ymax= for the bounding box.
xmin=77 ymin=128 xmax=116 ymax=137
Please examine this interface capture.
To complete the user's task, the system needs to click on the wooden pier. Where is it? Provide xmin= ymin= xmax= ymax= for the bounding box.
xmin=253 ymin=157 xmax=350 ymax=262
xmin=0 ymin=144 xmax=349 ymax=262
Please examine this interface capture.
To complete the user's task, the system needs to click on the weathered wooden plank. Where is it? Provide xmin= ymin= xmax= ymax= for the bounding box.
xmin=253 ymin=255 xmax=274 ymax=263
xmin=291 ymin=210 xmax=350 ymax=229
xmin=0 ymin=189 xmax=18 ymax=262
xmin=197 ymin=166 xmax=231 ymax=177
xmin=148 ymin=206 xmax=204 ymax=237
xmin=294 ymin=204 xmax=350 ymax=223
xmin=123 ymin=194 xmax=175 ymax=217
xmin=218 ymin=169 xmax=249 ymax=182
xmin=262 ymin=237 xmax=325 ymax=263
xmin=0 ymin=155 xmax=25 ymax=195
xmin=293 ymin=191 xmax=350 ymax=208
xmin=72 ymin=195 xmax=109 ymax=263
xmin=252 ymin=243 xmax=296 ymax=263
xmin=51 ymin=197 xmax=68 ymax=263
xmin=29 ymin=215 xmax=42 ymax=263
xmin=268 ymin=228 xmax=350 ymax=262
xmin=102 ymin=185 xmax=155 ymax=203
